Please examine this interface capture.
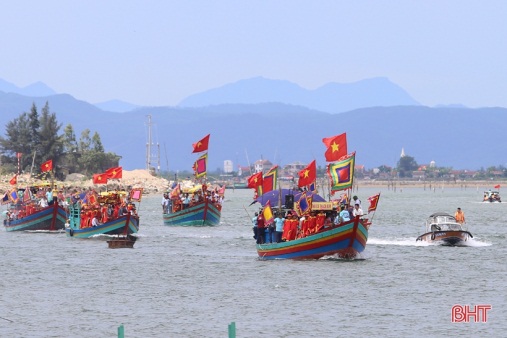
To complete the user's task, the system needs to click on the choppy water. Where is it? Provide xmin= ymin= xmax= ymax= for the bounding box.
xmin=1 ymin=186 xmax=506 ymax=337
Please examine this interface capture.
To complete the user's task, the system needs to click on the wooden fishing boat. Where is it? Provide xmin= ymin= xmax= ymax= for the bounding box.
xmin=163 ymin=199 xmax=221 ymax=226
xmin=416 ymin=212 xmax=473 ymax=245
xmin=66 ymin=211 xmax=139 ymax=238
xmin=65 ymin=189 xmax=142 ymax=238
xmin=257 ymin=216 xmax=368 ymax=260
xmin=107 ymin=234 xmax=137 ymax=248
xmin=3 ymin=202 xmax=67 ymax=232
xmin=162 ymin=133 xmax=223 ymax=226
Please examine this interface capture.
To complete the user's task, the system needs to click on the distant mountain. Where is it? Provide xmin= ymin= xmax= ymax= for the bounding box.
xmin=94 ymin=99 xmax=140 ymax=113
xmin=178 ymin=76 xmax=420 ymax=113
xmin=0 ymin=79 xmax=56 ymax=97
xmin=1 ymin=78 xmax=506 ymax=172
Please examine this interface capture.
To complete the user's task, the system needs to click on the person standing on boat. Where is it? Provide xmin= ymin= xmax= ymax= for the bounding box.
xmin=273 ymin=213 xmax=285 ymax=243
xmin=46 ymin=188 xmax=54 ymax=206
xmin=338 ymin=205 xmax=350 ymax=223
xmin=353 ymin=203 xmax=364 ymax=218
xmin=161 ymin=193 xmax=169 ymax=213
xmin=91 ymin=212 xmax=102 ymax=227
xmin=252 ymin=212 xmax=258 ymax=241
xmin=455 ymin=207 xmax=465 ymax=224
xmin=352 ymin=195 xmax=361 ymax=206
xmin=256 ymin=212 xmax=266 ymax=244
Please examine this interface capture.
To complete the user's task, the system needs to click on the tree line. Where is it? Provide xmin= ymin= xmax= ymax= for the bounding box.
xmin=0 ymin=102 xmax=120 ymax=178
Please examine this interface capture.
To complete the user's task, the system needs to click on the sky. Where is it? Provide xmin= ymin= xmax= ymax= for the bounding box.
xmin=1 ymin=1 xmax=506 ymax=108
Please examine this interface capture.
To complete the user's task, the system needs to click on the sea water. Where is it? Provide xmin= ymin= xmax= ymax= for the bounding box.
xmin=0 ymin=185 xmax=505 ymax=337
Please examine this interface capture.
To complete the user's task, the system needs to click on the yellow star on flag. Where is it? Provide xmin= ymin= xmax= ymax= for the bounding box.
xmin=331 ymin=142 xmax=339 ymax=153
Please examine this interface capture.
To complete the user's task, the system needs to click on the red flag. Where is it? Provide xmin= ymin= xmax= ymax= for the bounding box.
xmin=247 ymin=172 xmax=263 ymax=189
xmin=105 ymin=166 xmax=122 ymax=179
xmin=262 ymin=166 xmax=278 ymax=194
xmin=494 ymin=184 xmax=500 ymax=189
xmin=367 ymin=193 xmax=381 ymax=213
xmin=192 ymin=134 xmax=210 ymax=153
xmin=41 ymin=159 xmax=53 ymax=172
xmin=322 ymin=133 xmax=347 ymax=162
xmin=92 ymin=173 xmax=108 ymax=184
xmin=298 ymin=160 xmax=316 ymax=187
xmin=16 ymin=152 xmax=23 ymax=159
xmin=9 ymin=175 xmax=17 ymax=185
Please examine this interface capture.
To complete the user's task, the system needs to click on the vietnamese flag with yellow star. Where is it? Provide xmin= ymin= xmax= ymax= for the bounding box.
xmin=93 ymin=173 xmax=108 ymax=184
xmin=322 ymin=133 xmax=347 ymax=162
xmin=105 ymin=166 xmax=123 ymax=179
xmin=298 ymin=160 xmax=316 ymax=187
xmin=192 ymin=134 xmax=210 ymax=153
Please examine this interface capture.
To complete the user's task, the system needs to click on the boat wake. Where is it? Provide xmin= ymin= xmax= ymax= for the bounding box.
xmin=368 ymin=237 xmax=492 ymax=247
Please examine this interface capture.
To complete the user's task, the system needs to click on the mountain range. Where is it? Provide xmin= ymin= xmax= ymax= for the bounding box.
xmin=0 ymin=77 xmax=505 ymax=172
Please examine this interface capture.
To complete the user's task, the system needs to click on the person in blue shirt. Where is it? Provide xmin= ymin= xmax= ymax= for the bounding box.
xmin=273 ymin=213 xmax=285 ymax=243
xmin=338 ymin=205 xmax=351 ymax=223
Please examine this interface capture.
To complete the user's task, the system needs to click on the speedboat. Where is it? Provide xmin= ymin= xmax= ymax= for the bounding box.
xmin=483 ymin=190 xmax=501 ymax=203
xmin=416 ymin=212 xmax=473 ymax=246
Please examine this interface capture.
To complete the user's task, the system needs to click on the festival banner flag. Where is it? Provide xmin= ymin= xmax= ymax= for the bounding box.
xmin=295 ymin=192 xmax=313 ymax=217
xmin=192 ymin=153 xmax=208 ymax=178
xmin=309 ymin=182 xmax=317 ymax=193
xmin=8 ymin=190 xmax=19 ymax=203
xmin=247 ymin=172 xmax=263 ymax=189
xmin=494 ymin=184 xmax=501 ymax=189
xmin=322 ymin=133 xmax=347 ymax=162
xmin=367 ymin=193 xmax=381 ymax=213
xmin=92 ymin=173 xmax=108 ymax=184
xmin=1 ymin=192 xmax=10 ymax=205
xmin=298 ymin=160 xmax=316 ymax=187
xmin=41 ymin=159 xmax=53 ymax=172
xmin=9 ymin=175 xmax=17 ymax=185
xmin=105 ymin=166 xmax=123 ymax=179
xmin=327 ymin=152 xmax=355 ymax=191
xmin=23 ymin=188 xmax=32 ymax=203
xmin=170 ymin=184 xmax=181 ymax=200
xmin=192 ymin=134 xmax=210 ymax=153
xmin=88 ymin=192 xmax=98 ymax=205
xmin=263 ymin=200 xmax=274 ymax=225
xmin=130 ymin=188 xmax=143 ymax=202
xmin=262 ymin=165 xmax=278 ymax=194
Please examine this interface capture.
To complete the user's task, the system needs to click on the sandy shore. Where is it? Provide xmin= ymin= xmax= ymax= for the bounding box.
xmin=1 ymin=170 xmax=503 ymax=195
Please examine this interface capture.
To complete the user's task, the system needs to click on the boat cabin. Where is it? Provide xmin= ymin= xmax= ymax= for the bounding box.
xmin=425 ymin=212 xmax=463 ymax=232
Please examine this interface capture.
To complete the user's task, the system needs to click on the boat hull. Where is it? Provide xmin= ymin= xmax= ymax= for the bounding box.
xmin=416 ymin=230 xmax=473 ymax=246
xmin=163 ymin=200 xmax=221 ymax=226
xmin=66 ymin=214 xmax=139 ymax=238
xmin=4 ymin=204 xmax=67 ymax=232
xmin=256 ymin=217 xmax=368 ymax=260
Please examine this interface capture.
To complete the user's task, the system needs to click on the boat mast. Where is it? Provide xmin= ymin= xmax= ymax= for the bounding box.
xmin=145 ymin=115 xmax=160 ymax=174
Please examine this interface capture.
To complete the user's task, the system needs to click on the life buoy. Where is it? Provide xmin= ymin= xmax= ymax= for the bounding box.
xmin=69 ymin=228 xmax=74 ymax=237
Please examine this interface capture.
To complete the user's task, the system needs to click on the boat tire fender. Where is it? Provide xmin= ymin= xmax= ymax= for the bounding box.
xmin=69 ymin=228 xmax=74 ymax=237
xmin=431 ymin=233 xmax=435 ymax=240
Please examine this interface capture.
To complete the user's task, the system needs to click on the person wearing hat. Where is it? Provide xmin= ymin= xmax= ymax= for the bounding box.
xmin=455 ymin=207 xmax=465 ymax=224
xmin=352 ymin=195 xmax=361 ymax=206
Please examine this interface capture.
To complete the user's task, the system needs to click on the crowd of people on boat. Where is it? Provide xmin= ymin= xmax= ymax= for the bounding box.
xmin=3 ymin=185 xmax=139 ymax=228
xmin=252 ymin=195 xmax=365 ymax=244
xmin=161 ymin=183 xmax=224 ymax=214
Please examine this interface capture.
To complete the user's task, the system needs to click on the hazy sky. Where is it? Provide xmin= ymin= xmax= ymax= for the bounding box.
xmin=1 ymin=1 xmax=506 ymax=108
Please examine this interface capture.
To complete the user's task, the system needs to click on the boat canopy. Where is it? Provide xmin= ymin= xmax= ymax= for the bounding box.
xmin=425 ymin=212 xmax=463 ymax=231
xmin=255 ymin=189 xmax=326 ymax=207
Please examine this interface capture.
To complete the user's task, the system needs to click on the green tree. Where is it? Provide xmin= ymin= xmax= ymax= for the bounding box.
xmin=38 ymin=102 xmax=64 ymax=169
xmin=397 ymin=155 xmax=418 ymax=178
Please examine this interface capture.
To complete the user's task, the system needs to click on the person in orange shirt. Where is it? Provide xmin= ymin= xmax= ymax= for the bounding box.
xmin=455 ymin=207 xmax=465 ymax=224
